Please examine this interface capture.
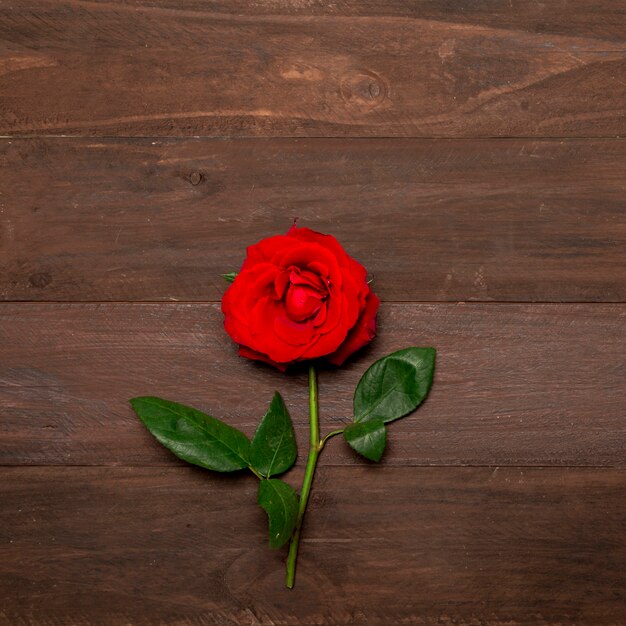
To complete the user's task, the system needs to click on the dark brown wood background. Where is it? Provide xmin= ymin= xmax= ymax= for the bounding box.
xmin=1 ymin=2 xmax=625 ymax=624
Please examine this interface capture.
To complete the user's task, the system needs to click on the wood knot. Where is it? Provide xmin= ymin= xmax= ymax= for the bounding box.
xmin=189 ymin=172 xmax=202 ymax=186
xmin=340 ymin=71 xmax=388 ymax=109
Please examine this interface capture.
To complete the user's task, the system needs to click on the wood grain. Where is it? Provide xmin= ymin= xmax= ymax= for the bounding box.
xmin=1 ymin=2 xmax=625 ymax=137
xmin=0 ymin=466 xmax=624 ymax=625
xmin=2 ymin=138 xmax=625 ymax=302
xmin=116 ymin=0 xmax=626 ymax=42
xmin=1 ymin=303 xmax=624 ymax=467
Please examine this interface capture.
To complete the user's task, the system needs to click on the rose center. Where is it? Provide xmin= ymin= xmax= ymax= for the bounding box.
xmin=282 ymin=267 xmax=328 ymax=323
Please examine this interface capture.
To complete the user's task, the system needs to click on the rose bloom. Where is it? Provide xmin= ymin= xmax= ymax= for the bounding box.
xmin=222 ymin=226 xmax=379 ymax=370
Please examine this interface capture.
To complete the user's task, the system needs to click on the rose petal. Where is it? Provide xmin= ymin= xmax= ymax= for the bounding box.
xmin=274 ymin=243 xmax=343 ymax=290
xmin=242 ymin=234 xmax=299 ymax=270
xmin=326 ymin=291 xmax=380 ymax=365
xmin=274 ymin=269 xmax=291 ymax=299
xmin=339 ymin=269 xmax=363 ymax=331
xmin=307 ymin=260 xmax=331 ymax=280
xmin=249 ymin=297 xmax=312 ymax=362
xmin=289 ymin=267 xmax=327 ymax=293
xmin=273 ymin=314 xmax=316 ymax=347
xmin=311 ymin=301 xmax=327 ymax=327
xmin=300 ymin=293 xmax=353 ymax=360
xmin=284 ymin=285 xmax=324 ymax=322
xmin=347 ymin=256 xmax=368 ymax=288
xmin=287 ymin=226 xmax=351 ymax=268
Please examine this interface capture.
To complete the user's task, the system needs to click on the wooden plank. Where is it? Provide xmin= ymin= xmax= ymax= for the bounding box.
xmin=1 ymin=3 xmax=625 ymax=137
xmin=131 ymin=0 xmax=626 ymax=41
xmin=0 ymin=466 xmax=624 ymax=625
xmin=1 ymin=303 xmax=624 ymax=467
xmin=2 ymin=138 xmax=625 ymax=302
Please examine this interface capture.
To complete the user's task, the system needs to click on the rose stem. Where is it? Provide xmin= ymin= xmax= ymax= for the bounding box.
xmin=285 ymin=364 xmax=320 ymax=589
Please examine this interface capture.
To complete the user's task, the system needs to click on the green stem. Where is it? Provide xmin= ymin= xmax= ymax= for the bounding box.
xmin=319 ymin=428 xmax=344 ymax=450
xmin=285 ymin=365 xmax=320 ymax=588
xmin=248 ymin=465 xmax=263 ymax=480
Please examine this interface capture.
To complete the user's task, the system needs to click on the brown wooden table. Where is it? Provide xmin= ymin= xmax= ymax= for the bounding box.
xmin=1 ymin=2 xmax=625 ymax=624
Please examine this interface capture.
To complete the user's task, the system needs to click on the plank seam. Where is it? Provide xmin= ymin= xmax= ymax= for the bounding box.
xmin=2 ymin=300 xmax=626 ymax=305
xmin=1 ymin=135 xmax=625 ymax=141
xmin=0 ymin=463 xmax=622 ymax=469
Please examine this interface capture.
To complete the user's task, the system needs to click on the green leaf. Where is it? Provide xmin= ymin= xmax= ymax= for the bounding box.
xmin=130 ymin=396 xmax=250 ymax=472
xmin=258 ymin=478 xmax=299 ymax=549
xmin=343 ymin=419 xmax=386 ymax=462
xmin=354 ymin=347 xmax=436 ymax=424
xmin=250 ymin=392 xmax=297 ymax=478
xmin=222 ymin=272 xmax=238 ymax=283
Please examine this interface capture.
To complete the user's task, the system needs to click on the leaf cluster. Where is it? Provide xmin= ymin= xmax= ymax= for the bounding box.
xmin=130 ymin=391 xmax=299 ymax=547
xmin=130 ymin=347 xmax=435 ymax=548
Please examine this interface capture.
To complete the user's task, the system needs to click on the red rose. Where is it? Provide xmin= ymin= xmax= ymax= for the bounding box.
xmin=222 ymin=226 xmax=379 ymax=370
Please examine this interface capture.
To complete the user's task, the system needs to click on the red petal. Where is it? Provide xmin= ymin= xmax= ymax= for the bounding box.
xmin=242 ymin=234 xmax=299 ymax=270
xmin=311 ymin=301 xmax=327 ymax=327
xmin=300 ymin=293 xmax=352 ymax=360
xmin=339 ymin=269 xmax=362 ymax=330
xmin=249 ymin=297 xmax=311 ymax=362
xmin=307 ymin=260 xmax=330 ymax=279
xmin=273 ymin=314 xmax=316 ymax=347
xmin=289 ymin=267 xmax=327 ymax=293
xmin=347 ymin=256 xmax=368 ymax=290
xmin=284 ymin=285 xmax=324 ymax=322
xmin=286 ymin=226 xmax=351 ymax=268
xmin=274 ymin=243 xmax=343 ymax=290
xmin=274 ymin=269 xmax=291 ymax=299
xmin=326 ymin=291 xmax=380 ymax=366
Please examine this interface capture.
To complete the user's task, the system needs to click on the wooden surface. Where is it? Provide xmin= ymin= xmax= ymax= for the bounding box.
xmin=1 ymin=467 xmax=625 ymax=626
xmin=2 ymin=1 xmax=626 ymax=137
xmin=1 ymin=1 xmax=625 ymax=624
xmin=2 ymin=138 xmax=626 ymax=302
xmin=2 ymin=303 xmax=625 ymax=467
